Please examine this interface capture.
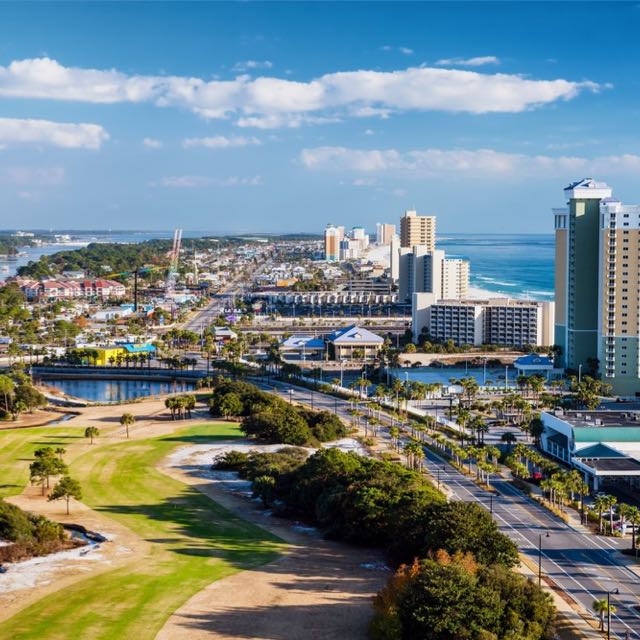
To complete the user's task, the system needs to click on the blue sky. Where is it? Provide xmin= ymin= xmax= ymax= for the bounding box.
xmin=0 ymin=1 xmax=639 ymax=234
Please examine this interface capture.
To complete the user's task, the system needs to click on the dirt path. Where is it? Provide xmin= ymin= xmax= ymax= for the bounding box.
xmin=157 ymin=460 xmax=390 ymax=640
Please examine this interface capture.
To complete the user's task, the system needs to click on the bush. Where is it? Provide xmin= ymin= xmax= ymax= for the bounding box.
xmin=0 ymin=499 xmax=66 ymax=562
xmin=371 ymin=553 xmax=556 ymax=640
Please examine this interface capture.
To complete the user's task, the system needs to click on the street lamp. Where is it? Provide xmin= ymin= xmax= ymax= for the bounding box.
xmin=607 ymin=587 xmax=619 ymax=640
xmin=489 ymin=494 xmax=494 ymax=514
xmin=538 ymin=531 xmax=550 ymax=586
xmin=436 ymin=465 xmax=446 ymax=490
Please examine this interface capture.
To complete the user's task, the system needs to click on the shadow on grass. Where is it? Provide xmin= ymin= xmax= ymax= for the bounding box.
xmin=95 ymin=484 xmax=281 ymax=569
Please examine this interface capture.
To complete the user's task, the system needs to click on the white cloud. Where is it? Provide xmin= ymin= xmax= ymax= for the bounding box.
xmin=0 ymin=57 xmax=604 ymax=129
xmin=2 ymin=166 xmax=65 ymax=185
xmin=435 ymin=56 xmax=501 ymax=67
xmin=182 ymin=135 xmax=261 ymax=149
xmin=300 ymin=146 xmax=640 ymax=178
xmin=364 ymin=129 xmax=375 ymax=136
xmin=143 ymin=137 xmax=162 ymax=148
xmin=152 ymin=175 xmax=263 ymax=188
xmin=0 ymin=117 xmax=108 ymax=149
xmin=380 ymin=45 xmax=414 ymax=55
xmin=232 ymin=60 xmax=273 ymax=72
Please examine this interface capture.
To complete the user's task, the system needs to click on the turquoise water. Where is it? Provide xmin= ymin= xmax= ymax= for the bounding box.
xmin=45 ymin=378 xmax=194 ymax=402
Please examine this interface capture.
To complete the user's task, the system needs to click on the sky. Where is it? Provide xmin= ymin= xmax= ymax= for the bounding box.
xmin=0 ymin=1 xmax=639 ymax=234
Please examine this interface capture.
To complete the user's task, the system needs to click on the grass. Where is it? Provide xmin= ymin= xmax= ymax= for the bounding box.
xmin=0 ymin=422 xmax=283 ymax=640
xmin=0 ymin=425 xmax=90 ymax=498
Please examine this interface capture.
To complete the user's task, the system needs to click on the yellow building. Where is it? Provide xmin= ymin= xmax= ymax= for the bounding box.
xmin=94 ymin=347 xmax=126 ymax=366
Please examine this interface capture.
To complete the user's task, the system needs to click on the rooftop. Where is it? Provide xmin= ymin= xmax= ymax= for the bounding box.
xmin=547 ymin=410 xmax=640 ymax=428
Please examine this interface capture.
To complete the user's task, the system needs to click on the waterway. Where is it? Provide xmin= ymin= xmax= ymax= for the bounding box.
xmin=44 ymin=379 xmax=194 ymax=403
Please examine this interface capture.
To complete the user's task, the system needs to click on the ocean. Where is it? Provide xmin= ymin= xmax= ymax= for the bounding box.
xmin=439 ymin=233 xmax=554 ymax=301
xmin=1 ymin=231 xmax=556 ymax=300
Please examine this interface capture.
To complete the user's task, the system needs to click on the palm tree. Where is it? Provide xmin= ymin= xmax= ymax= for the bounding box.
xmin=501 ymin=431 xmax=517 ymax=451
xmin=84 ymin=426 xmax=99 ymax=444
xmin=627 ymin=506 xmax=640 ymax=551
xmin=389 ymin=426 xmax=400 ymax=451
xmin=605 ymin=494 xmax=618 ymax=535
xmin=594 ymin=495 xmax=608 ymax=535
xmin=592 ymin=598 xmax=615 ymax=631
xmin=120 ymin=412 xmax=135 ymax=438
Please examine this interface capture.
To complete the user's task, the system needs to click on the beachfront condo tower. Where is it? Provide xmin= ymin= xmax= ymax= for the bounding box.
xmin=324 ymin=224 xmax=343 ymax=261
xmin=400 ymin=209 xmax=436 ymax=250
xmin=554 ymin=178 xmax=640 ymax=395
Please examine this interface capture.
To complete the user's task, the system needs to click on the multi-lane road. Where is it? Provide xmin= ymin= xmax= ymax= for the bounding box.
xmin=257 ymin=379 xmax=640 ymax=639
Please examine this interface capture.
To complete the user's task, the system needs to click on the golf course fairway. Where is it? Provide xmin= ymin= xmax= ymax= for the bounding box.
xmin=0 ymin=422 xmax=283 ymax=640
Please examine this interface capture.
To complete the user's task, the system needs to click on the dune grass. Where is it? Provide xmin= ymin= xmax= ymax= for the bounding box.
xmin=0 ymin=422 xmax=283 ymax=640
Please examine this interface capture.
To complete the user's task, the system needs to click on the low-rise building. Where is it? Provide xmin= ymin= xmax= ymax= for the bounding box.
xmin=326 ymin=325 xmax=384 ymax=361
xmin=540 ymin=410 xmax=640 ymax=492
xmin=15 ymin=277 xmax=126 ymax=301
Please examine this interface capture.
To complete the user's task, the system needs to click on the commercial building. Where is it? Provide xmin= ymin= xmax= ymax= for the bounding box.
xmin=540 ymin=410 xmax=640 ymax=492
xmin=400 ymin=209 xmax=436 ymax=249
xmin=323 ymin=224 xmax=344 ymax=261
xmin=279 ymin=325 xmax=384 ymax=361
xmin=376 ymin=223 xmax=396 ymax=245
xmin=554 ymin=178 xmax=640 ymax=395
xmin=326 ymin=325 xmax=384 ymax=361
xmin=398 ymin=247 xmax=469 ymax=303
xmin=412 ymin=297 xmax=554 ymax=347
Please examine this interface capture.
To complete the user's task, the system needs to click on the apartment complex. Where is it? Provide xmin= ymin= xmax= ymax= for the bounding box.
xmin=412 ymin=296 xmax=554 ymax=347
xmin=15 ymin=277 xmax=126 ymax=301
xmin=398 ymin=246 xmax=469 ymax=302
xmin=323 ymin=224 xmax=344 ymax=261
xmin=554 ymin=178 xmax=640 ymax=395
xmin=376 ymin=223 xmax=396 ymax=245
xmin=400 ymin=209 xmax=436 ymax=249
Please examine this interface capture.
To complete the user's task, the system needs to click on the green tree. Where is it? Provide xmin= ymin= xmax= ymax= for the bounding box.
xmin=85 ymin=426 xmax=100 ymax=444
xmin=592 ymin=598 xmax=615 ymax=631
xmin=217 ymin=392 xmax=244 ymax=420
xmin=120 ymin=412 xmax=135 ymax=438
xmin=48 ymin=475 xmax=82 ymax=515
xmin=0 ymin=374 xmax=14 ymax=413
xmin=29 ymin=447 xmax=68 ymax=495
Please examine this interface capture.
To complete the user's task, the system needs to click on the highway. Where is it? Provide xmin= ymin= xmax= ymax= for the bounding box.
xmin=256 ymin=378 xmax=640 ymax=639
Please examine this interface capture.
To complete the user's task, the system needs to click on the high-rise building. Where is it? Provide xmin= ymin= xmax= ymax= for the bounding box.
xmin=324 ymin=224 xmax=344 ymax=261
xmin=389 ymin=234 xmax=400 ymax=281
xmin=398 ymin=247 xmax=445 ymax=302
xmin=376 ymin=223 xmax=396 ymax=245
xmin=442 ymin=258 xmax=470 ymax=299
xmin=400 ymin=209 xmax=436 ymax=249
xmin=556 ymin=179 xmax=640 ymax=394
xmin=398 ymin=248 xmax=468 ymax=302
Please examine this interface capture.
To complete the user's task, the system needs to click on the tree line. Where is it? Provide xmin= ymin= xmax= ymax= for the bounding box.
xmin=208 ymin=378 xmax=348 ymax=445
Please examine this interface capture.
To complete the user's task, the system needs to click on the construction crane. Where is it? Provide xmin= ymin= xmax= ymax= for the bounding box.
xmin=104 ymin=265 xmax=164 ymax=312
xmin=165 ymin=228 xmax=182 ymax=297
